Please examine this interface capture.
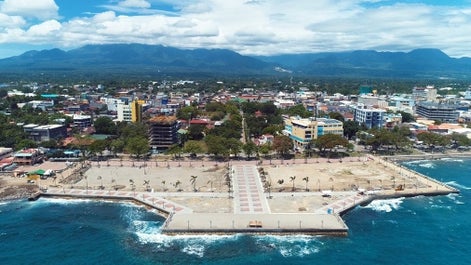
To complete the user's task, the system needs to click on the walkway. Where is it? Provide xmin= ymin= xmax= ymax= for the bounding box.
xmin=232 ymin=165 xmax=270 ymax=214
xmin=43 ymin=187 xmax=193 ymax=214
xmin=315 ymin=193 xmax=371 ymax=214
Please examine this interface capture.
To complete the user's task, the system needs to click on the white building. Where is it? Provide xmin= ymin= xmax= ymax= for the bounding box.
xmin=117 ymin=101 xmax=132 ymax=122
xmin=352 ymin=104 xmax=386 ymax=129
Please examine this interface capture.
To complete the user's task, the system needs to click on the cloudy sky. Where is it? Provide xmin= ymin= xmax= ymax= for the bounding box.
xmin=0 ymin=0 xmax=470 ymax=58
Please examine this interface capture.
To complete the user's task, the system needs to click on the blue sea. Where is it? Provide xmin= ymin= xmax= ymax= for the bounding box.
xmin=1 ymin=158 xmax=470 ymax=265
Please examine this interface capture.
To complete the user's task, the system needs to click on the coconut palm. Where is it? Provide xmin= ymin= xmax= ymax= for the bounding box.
xmin=302 ymin=177 xmax=309 ymax=191
xmin=289 ymin=176 xmax=296 ymax=191
xmin=161 ymin=180 xmax=166 ymax=191
xmin=143 ymin=180 xmax=150 ymax=191
xmin=190 ymin=175 xmax=198 ymax=192
xmin=174 ymin=180 xmax=181 ymax=191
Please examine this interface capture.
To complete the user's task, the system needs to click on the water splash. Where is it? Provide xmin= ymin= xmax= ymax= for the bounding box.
xmin=364 ymin=198 xmax=404 ymax=213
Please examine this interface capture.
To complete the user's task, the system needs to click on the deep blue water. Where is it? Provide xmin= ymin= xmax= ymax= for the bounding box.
xmin=1 ymin=158 xmax=470 ymax=265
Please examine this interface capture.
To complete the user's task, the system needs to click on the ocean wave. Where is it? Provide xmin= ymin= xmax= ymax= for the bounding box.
xmin=445 ymin=181 xmax=471 ymax=190
xmin=182 ymin=244 xmax=205 ymax=258
xmin=446 ymin=193 xmax=465 ymax=205
xmin=403 ymin=160 xmax=432 ymax=165
xmin=364 ymin=198 xmax=404 ymax=213
xmin=254 ymin=235 xmax=321 ymax=257
xmin=440 ymin=158 xmax=464 ymax=163
xmin=36 ymin=197 xmax=96 ymax=205
xmin=418 ymin=162 xmax=435 ymax=169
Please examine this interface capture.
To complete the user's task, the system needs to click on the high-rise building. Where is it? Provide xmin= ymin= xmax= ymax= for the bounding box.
xmin=148 ymin=116 xmax=181 ymax=149
xmin=131 ymin=99 xmax=144 ymax=123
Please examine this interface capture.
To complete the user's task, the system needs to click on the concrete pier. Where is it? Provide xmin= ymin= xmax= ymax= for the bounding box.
xmin=30 ymin=156 xmax=459 ymax=237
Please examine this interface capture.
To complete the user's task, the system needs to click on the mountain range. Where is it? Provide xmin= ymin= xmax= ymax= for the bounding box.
xmin=0 ymin=43 xmax=471 ymax=79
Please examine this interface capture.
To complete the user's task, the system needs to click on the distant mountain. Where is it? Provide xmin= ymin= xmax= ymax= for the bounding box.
xmin=257 ymin=49 xmax=471 ymax=78
xmin=0 ymin=44 xmax=276 ymax=76
xmin=1 ymin=44 xmax=471 ymax=79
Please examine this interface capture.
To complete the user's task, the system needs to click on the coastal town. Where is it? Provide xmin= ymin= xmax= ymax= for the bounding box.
xmin=0 ymin=79 xmax=469 ymax=235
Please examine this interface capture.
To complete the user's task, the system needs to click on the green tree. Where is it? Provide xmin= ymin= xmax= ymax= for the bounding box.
xmin=285 ymin=104 xmax=311 ymax=118
xmin=343 ymin=120 xmax=362 ymax=140
xmin=94 ymin=116 xmax=117 ymax=135
xmin=166 ymin=144 xmax=183 ymax=158
xmin=88 ymin=139 xmax=109 ymax=157
xmin=315 ymin=134 xmax=349 ymax=154
xmin=16 ymin=139 xmax=38 ymax=150
xmin=110 ymin=138 xmax=126 ymax=155
xmin=183 ymin=140 xmax=206 ymax=155
xmin=176 ymin=105 xmax=198 ymax=120
xmin=259 ymin=143 xmax=271 ymax=158
xmin=188 ymin=124 xmax=205 ymax=140
xmin=125 ymin=136 xmax=150 ymax=158
xmin=451 ymin=132 xmax=471 ymax=147
xmin=397 ymin=111 xmax=415 ymax=123
xmin=205 ymin=135 xmax=228 ymax=157
xmin=225 ymin=138 xmax=242 ymax=157
xmin=328 ymin=112 xmax=345 ymax=122
xmin=242 ymin=142 xmax=257 ymax=158
xmin=272 ymin=135 xmax=293 ymax=157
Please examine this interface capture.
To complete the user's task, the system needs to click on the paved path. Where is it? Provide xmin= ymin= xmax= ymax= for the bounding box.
xmin=315 ymin=193 xmax=371 ymax=214
xmin=232 ymin=165 xmax=270 ymax=214
xmin=44 ymin=187 xmax=193 ymax=214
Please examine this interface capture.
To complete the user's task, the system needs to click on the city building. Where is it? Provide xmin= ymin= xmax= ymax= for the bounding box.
xmin=352 ymin=104 xmax=386 ymax=129
xmin=412 ymin=86 xmax=437 ymax=102
xmin=148 ymin=116 xmax=181 ymax=150
xmin=117 ymin=101 xmax=132 ymax=122
xmin=415 ymin=102 xmax=459 ymax=122
xmin=131 ymin=99 xmax=144 ymax=123
xmin=23 ymin=124 xmax=67 ymax=142
xmin=71 ymin=114 xmax=92 ymax=131
xmin=13 ymin=148 xmax=43 ymax=165
xmin=283 ymin=116 xmax=343 ymax=149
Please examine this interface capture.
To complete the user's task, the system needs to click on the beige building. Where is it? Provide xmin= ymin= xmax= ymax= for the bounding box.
xmin=283 ymin=116 xmax=344 ymax=149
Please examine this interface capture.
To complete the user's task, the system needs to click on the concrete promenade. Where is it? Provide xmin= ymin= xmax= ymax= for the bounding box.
xmin=232 ymin=165 xmax=270 ymax=214
xmin=30 ymin=154 xmax=459 ymax=237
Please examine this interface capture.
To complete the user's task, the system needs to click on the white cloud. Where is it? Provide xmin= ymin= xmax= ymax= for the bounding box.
xmin=27 ymin=20 xmax=61 ymax=36
xmin=3 ymin=0 xmax=471 ymax=57
xmin=0 ymin=0 xmax=58 ymax=20
xmin=119 ymin=0 xmax=151 ymax=9
xmin=0 ymin=13 xmax=26 ymax=29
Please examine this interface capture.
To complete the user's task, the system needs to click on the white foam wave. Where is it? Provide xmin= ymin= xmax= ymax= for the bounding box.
xmin=254 ymin=235 xmax=321 ymax=257
xmin=364 ymin=198 xmax=404 ymax=213
xmin=440 ymin=158 xmax=464 ymax=163
xmin=182 ymin=244 xmax=205 ymax=258
xmin=445 ymin=181 xmax=471 ymax=190
xmin=446 ymin=193 xmax=465 ymax=205
xmin=418 ymin=162 xmax=435 ymax=169
xmin=136 ymin=232 xmax=239 ymax=245
xmin=403 ymin=160 xmax=432 ymax=165
xmin=37 ymin=197 xmax=95 ymax=205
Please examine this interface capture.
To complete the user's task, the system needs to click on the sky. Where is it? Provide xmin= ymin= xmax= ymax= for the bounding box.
xmin=1 ymin=0 xmax=471 ymax=59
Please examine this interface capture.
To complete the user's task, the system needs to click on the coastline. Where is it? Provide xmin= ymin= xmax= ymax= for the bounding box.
xmin=1 ymin=153 xmax=459 ymax=236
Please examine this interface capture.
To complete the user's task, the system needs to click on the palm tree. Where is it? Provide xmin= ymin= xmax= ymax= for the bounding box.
xmin=129 ymin=179 xmax=135 ymax=192
xmin=302 ymin=177 xmax=309 ymax=191
xmin=290 ymin=176 xmax=296 ymax=191
xmin=190 ymin=175 xmax=198 ymax=192
xmin=266 ymin=180 xmax=272 ymax=199
xmin=143 ymin=180 xmax=150 ymax=191
xmin=97 ymin=175 xmax=103 ymax=189
xmin=161 ymin=180 xmax=166 ymax=191
xmin=174 ymin=180 xmax=181 ymax=191
xmin=207 ymin=180 xmax=213 ymax=192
